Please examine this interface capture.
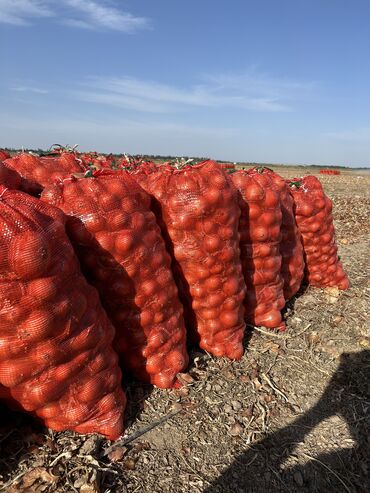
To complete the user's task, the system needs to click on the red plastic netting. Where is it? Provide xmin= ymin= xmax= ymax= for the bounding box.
xmin=0 ymin=150 xmax=10 ymax=161
xmin=262 ymin=169 xmax=304 ymax=300
xmin=320 ymin=169 xmax=340 ymax=175
xmin=231 ymin=168 xmax=286 ymax=330
xmin=42 ymin=170 xmax=188 ymax=389
xmin=78 ymin=152 xmax=115 ymax=170
xmin=135 ymin=160 xmax=246 ymax=359
xmin=289 ymin=176 xmax=349 ymax=289
xmin=0 ymin=162 xmax=21 ymax=190
xmin=0 ymin=186 xmax=125 ymax=439
xmin=3 ymin=153 xmax=84 ymax=196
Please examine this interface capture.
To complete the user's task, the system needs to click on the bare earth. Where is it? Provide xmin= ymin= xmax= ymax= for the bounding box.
xmin=0 ymin=168 xmax=369 ymax=493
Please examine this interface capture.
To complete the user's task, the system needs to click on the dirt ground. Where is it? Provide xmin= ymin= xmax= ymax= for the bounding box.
xmin=0 ymin=168 xmax=369 ymax=493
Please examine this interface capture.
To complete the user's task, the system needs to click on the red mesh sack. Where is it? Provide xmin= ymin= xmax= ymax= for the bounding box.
xmin=289 ymin=176 xmax=349 ymax=289
xmin=0 ymin=162 xmax=21 ymax=190
xmin=123 ymin=159 xmax=160 ymax=174
xmin=0 ymin=186 xmax=125 ymax=439
xmin=42 ymin=170 xmax=188 ymax=389
xmin=259 ymin=169 xmax=304 ymax=300
xmin=231 ymin=168 xmax=286 ymax=330
xmin=320 ymin=169 xmax=340 ymax=175
xmin=77 ymin=152 xmax=113 ymax=170
xmin=3 ymin=153 xmax=83 ymax=196
xmin=135 ymin=160 xmax=246 ymax=360
xmin=0 ymin=150 xmax=10 ymax=161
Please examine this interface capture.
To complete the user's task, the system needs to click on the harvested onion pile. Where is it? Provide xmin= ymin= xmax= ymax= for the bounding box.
xmin=0 ymin=145 xmax=351 ymax=439
xmin=42 ymin=170 xmax=188 ymax=389
xmin=231 ymin=168 xmax=286 ymax=330
xmin=3 ymin=152 xmax=83 ymax=196
xmin=289 ymin=176 xmax=349 ymax=289
xmin=135 ymin=160 xmax=247 ymax=359
xmin=0 ymin=186 xmax=125 ymax=439
xmin=265 ymin=169 xmax=305 ymax=300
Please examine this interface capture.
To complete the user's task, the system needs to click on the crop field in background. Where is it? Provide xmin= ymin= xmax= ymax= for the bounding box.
xmin=0 ymin=165 xmax=369 ymax=493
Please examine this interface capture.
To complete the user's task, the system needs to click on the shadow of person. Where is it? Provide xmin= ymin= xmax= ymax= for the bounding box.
xmin=0 ymin=403 xmax=47 ymax=485
xmin=205 ymin=350 xmax=370 ymax=493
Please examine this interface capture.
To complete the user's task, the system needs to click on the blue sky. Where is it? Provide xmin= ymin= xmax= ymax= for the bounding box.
xmin=1 ymin=0 xmax=370 ymax=166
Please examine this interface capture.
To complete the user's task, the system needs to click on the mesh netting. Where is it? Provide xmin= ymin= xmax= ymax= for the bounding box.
xmin=231 ymin=169 xmax=286 ymax=330
xmin=261 ymin=169 xmax=304 ymax=300
xmin=0 ymin=186 xmax=125 ymax=439
xmin=135 ymin=160 xmax=247 ymax=359
xmin=42 ymin=170 xmax=188 ymax=389
xmin=0 ymin=150 xmax=10 ymax=161
xmin=0 ymin=162 xmax=21 ymax=190
xmin=289 ymin=176 xmax=349 ymax=289
xmin=3 ymin=153 xmax=83 ymax=196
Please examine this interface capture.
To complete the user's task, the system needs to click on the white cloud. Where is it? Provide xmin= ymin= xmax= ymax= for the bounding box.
xmin=72 ymin=72 xmax=308 ymax=113
xmin=323 ymin=128 xmax=370 ymax=142
xmin=11 ymin=85 xmax=49 ymax=94
xmin=0 ymin=0 xmax=52 ymax=25
xmin=63 ymin=0 xmax=148 ymax=32
xmin=63 ymin=17 xmax=92 ymax=29
xmin=0 ymin=113 xmax=240 ymax=158
xmin=0 ymin=0 xmax=149 ymax=32
xmin=77 ymin=90 xmax=171 ymax=113
xmin=205 ymin=70 xmax=315 ymax=94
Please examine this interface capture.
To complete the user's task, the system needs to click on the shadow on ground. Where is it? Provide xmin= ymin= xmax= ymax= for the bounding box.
xmin=205 ymin=350 xmax=370 ymax=493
